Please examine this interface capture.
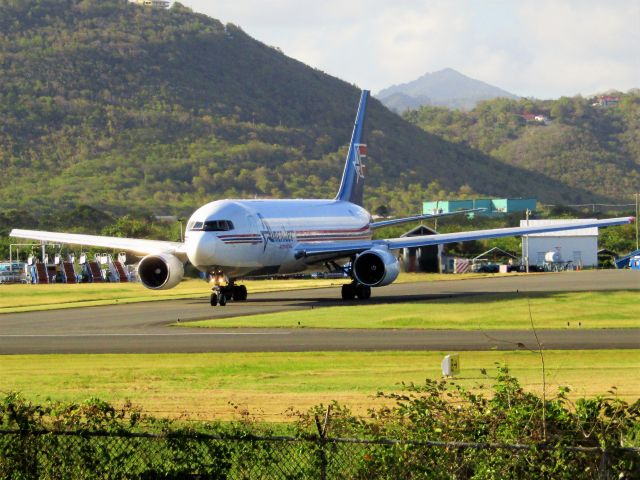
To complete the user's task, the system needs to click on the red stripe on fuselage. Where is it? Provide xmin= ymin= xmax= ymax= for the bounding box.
xmin=217 ymin=225 xmax=372 ymax=245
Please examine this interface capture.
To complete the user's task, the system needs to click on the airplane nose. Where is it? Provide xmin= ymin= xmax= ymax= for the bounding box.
xmin=186 ymin=232 xmax=216 ymax=268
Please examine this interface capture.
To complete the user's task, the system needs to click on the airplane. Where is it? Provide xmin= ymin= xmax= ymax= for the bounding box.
xmin=11 ymin=90 xmax=634 ymax=306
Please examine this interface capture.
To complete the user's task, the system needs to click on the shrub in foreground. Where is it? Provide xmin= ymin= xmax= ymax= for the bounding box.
xmin=0 ymin=367 xmax=638 ymax=479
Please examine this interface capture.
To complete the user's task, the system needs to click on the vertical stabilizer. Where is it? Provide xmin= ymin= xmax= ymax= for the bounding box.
xmin=335 ymin=90 xmax=369 ymax=206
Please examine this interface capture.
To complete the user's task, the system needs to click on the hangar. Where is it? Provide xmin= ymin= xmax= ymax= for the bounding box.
xmin=400 ymin=225 xmax=443 ymax=273
xmin=521 ymin=219 xmax=599 ymax=268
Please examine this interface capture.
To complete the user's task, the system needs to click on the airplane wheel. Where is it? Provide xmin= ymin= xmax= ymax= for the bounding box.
xmin=219 ymin=293 xmax=227 ymax=306
xmin=341 ymin=284 xmax=356 ymax=300
xmin=210 ymin=293 xmax=218 ymax=306
xmin=233 ymin=285 xmax=248 ymax=301
xmin=356 ymin=284 xmax=371 ymax=300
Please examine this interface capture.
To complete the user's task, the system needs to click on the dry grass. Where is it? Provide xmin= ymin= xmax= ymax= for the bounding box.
xmin=1 ymin=350 xmax=637 ymax=421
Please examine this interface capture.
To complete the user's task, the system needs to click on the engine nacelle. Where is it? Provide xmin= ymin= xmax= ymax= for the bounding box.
xmin=353 ymin=248 xmax=400 ymax=287
xmin=137 ymin=253 xmax=184 ymax=290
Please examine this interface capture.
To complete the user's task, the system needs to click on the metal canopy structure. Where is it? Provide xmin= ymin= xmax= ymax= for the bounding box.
xmin=472 ymin=247 xmax=519 ymax=262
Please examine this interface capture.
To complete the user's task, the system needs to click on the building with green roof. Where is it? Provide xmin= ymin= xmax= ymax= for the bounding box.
xmin=423 ymin=198 xmax=536 ymax=217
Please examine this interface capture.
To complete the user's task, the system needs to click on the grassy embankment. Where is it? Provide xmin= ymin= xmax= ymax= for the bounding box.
xmin=0 ymin=272 xmax=513 ymax=313
xmin=182 ymin=290 xmax=640 ymax=330
xmin=1 ymin=350 xmax=638 ymax=420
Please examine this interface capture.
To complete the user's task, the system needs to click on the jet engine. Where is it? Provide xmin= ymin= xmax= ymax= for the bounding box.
xmin=353 ymin=248 xmax=400 ymax=287
xmin=137 ymin=253 xmax=184 ymax=290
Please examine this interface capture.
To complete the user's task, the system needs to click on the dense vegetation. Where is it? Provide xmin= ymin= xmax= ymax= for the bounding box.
xmin=1 ymin=368 xmax=638 ymax=478
xmin=404 ymin=93 xmax=640 ymax=203
xmin=0 ymin=0 xmax=613 ymax=227
xmin=2 ymin=203 xmax=636 ymax=260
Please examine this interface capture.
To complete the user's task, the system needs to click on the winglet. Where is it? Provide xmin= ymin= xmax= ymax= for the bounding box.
xmin=335 ymin=90 xmax=369 ymax=206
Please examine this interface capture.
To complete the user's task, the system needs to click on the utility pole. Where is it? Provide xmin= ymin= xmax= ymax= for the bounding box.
xmin=524 ymin=209 xmax=531 ymax=273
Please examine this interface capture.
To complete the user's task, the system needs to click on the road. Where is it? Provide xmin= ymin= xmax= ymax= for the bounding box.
xmin=0 ymin=270 xmax=638 ymax=354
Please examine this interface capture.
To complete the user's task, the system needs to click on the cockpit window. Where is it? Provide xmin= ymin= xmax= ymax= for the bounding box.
xmin=188 ymin=220 xmax=234 ymax=231
xmin=203 ymin=220 xmax=234 ymax=231
xmin=188 ymin=221 xmax=204 ymax=231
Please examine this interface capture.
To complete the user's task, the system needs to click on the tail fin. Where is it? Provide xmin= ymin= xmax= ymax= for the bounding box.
xmin=335 ymin=90 xmax=369 ymax=206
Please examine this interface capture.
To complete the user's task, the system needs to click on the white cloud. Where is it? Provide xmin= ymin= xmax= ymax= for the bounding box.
xmin=181 ymin=0 xmax=640 ymax=98
xmin=510 ymin=0 xmax=640 ymax=97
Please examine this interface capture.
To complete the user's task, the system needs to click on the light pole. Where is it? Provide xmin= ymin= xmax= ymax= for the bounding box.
xmin=636 ymin=193 xmax=640 ymax=250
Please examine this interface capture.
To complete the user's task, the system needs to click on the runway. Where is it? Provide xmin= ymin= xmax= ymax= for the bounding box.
xmin=0 ymin=270 xmax=638 ymax=354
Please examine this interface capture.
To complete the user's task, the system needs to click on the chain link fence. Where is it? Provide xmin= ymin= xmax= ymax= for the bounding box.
xmin=1 ymin=429 xmax=638 ymax=479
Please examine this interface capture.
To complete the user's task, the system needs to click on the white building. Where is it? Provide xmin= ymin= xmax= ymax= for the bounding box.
xmin=521 ymin=219 xmax=599 ymax=268
xmin=131 ymin=0 xmax=170 ymax=8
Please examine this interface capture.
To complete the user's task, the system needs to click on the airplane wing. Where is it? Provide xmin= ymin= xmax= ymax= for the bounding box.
xmin=370 ymin=209 xmax=485 ymax=229
xmin=294 ymin=240 xmax=374 ymax=261
xmin=294 ymin=217 xmax=634 ymax=260
xmin=381 ymin=216 xmax=634 ymax=250
xmin=10 ymin=229 xmax=185 ymax=258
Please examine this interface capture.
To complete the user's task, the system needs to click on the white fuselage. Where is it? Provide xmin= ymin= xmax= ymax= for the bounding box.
xmin=184 ymin=199 xmax=372 ymax=278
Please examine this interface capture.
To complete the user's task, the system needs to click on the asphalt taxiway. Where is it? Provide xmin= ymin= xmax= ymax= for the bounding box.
xmin=0 ymin=270 xmax=638 ymax=354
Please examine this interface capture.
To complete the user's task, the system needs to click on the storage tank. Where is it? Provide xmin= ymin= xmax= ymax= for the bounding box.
xmin=545 ymin=251 xmax=561 ymax=263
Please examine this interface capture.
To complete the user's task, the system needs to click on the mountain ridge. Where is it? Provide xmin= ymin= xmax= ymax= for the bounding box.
xmin=378 ymin=68 xmax=519 ymax=112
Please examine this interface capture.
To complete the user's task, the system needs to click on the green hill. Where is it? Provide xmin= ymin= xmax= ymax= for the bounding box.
xmin=404 ymin=94 xmax=640 ymax=203
xmin=0 ymin=0 xmax=612 ymax=222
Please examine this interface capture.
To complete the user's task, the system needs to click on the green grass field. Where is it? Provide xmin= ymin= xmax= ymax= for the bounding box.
xmin=2 ymin=273 xmax=636 ymax=422
xmin=1 ymin=350 xmax=637 ymax=420
xmin=0 ymin=272 xmax=513 ymax=313
xmin=183 ymin=290 xmax=640 ymax=330
xmin=0 ymin=278 xmax=348 ymax=313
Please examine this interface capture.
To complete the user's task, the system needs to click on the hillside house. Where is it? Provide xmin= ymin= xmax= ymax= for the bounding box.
xmin=592 ymin=95 xmax=620 ymax=108
xmin=131 ymin=0 xmax=170 ymax=8
xmin=521 ymin=113 xmax=548 ymax=124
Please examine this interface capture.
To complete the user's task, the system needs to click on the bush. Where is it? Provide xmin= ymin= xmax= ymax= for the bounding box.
xmin=0 ymin=368 xmax=638 ymax=479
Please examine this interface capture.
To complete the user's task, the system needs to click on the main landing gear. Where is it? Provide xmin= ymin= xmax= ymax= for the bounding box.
xmin=210 ymin=280 xmax=248 ymax=307
xmin=341 ymin=282 xmax=371 ymax=300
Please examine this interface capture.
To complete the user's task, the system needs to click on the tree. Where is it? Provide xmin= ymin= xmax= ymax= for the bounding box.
xmin=374 ymin=205 xmax=389 ymax=217
xmin=101 ymin=215 xmax=152 ymax=238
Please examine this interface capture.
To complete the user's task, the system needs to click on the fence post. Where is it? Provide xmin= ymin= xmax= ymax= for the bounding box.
xmin=598 ymin=449 xmax=609 ymax=480
xmin=314 ymin=406 xmax=332 ymax=480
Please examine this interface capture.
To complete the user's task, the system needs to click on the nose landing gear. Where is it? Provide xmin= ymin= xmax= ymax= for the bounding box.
xmin=210 ymin=291 xmax=226 ymax=306
xmin=209 ymin=274 xmax=248 ymax=307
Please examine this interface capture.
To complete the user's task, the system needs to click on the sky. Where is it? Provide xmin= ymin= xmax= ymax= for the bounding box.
xmin=180 ymin=0 xmax=639 ymax=99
